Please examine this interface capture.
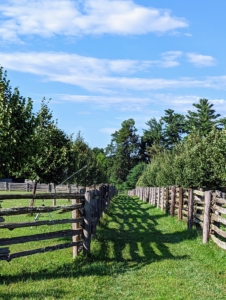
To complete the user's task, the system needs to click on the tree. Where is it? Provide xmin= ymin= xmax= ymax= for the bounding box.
xmin=186 ymin=98 xmax=221 ymax=136
xmin=23 ymin=99 xmax=71 ymax=185
xmin=106 ymin=118 xmax=140 ymax=186
xmin=142 ymin=118 xmax=164 ymax=159
xmin=143 ymin=118 xmax=164 ymax=148
xmin=0 ymin=66 xmax=36 ymax=177
xmin=124 ymin=162 xmax=147 ymax=189
xmin=161 ymin=109 xmax=186 ymax=149
xmin=68 ymin=133 xmax=108 ymax=186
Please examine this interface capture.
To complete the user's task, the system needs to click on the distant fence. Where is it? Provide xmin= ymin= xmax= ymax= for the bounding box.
xmin=0 ymin=185 xmax=117 ymax=261
xmin=0 ymin=182 xmax=84 ymax=193
xmin=128 ymin=186 xmax=226 ymax=251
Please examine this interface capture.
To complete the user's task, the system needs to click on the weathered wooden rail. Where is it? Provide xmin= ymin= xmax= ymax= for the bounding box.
xmin=129 ymin=186 xmax=226 ymax=251
xmin=0 ymin=182 xmax=84 ymax=192
xmin=0 ymin=185 xmax=117 ymax=261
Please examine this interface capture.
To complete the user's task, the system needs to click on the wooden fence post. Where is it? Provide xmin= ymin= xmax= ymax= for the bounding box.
xmin=188 ymin=189 xmax=194 ymax=230
xmin=214 ymin=190 xmax=222 ymax=230
xmin=153 ymin=187 xmax=156 ymax=206
xmin=108 ymin=185 xmax=112 ymax=206
xmin=170 ymin=186 xmax=176 ymax=217
xmin=165 ymin=187 xmax=169 ymax=214
xmin=102 ymin=185 xmax=106 ymax=215
xmin=161 ymin=187 xmax=164 ymax=211
xmin=98 ymin=185 xmax=103 ymax=220
xmin=67 ymin=184 xmax=71 ymax=194
xmin=72 ymin=198 xmax=80 ymax=258
xmin=148 ymin=188 xmax=150 ymax=204
xmin=203 ymin=191 xmax=212 ymax=244
xmin=83 ymin=191 xmax=92 ymax=254
xmin=91 ymin=189 xmax=99 ymax=239
xmin=178 ymin=187 xmax=183 ymax=221
xmin=157 ymin=187 xmax=160 ymax=208
xmin=52 ymin=184 xmax=56 ymax=206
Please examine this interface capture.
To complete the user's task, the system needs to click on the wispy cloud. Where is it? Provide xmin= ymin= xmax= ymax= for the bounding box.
xmin=0 ymin=0 xmax=188 ymax=42
xmin=186 ymin=53 xmax=217 ymax=67
xmin=59 ymin=94 xmax=152 ymax=111
xmin=99 ymin=127 xmax=118 ymax=134
xmin=0 ymin=51 xmax=224 ymax=94
xmin=159 ymin=51 xmax=182 ymax=68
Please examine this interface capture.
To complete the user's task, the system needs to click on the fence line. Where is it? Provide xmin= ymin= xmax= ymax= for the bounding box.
xmin=0 ymin=182 xmax=85 ymax=193
xmin=0 ymin=185 xmax=117 ymax=261
xmin=128 ymin=186 xmax=226 ymax=251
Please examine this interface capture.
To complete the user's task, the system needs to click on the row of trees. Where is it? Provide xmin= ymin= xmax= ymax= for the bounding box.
xmin=104 ymin=98 xmax=226 ymax=190
xmin=2 ymin=65 xmax=226 ymax=190
xmin=137 ymin=129 xmax=226 ymax=189
xmin=0 ymin=66 xmax=107 ymax=186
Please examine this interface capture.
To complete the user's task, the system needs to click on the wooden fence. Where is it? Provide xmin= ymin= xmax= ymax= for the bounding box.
xmin=128 ymin=186 xmax=226 ymax=251
xmin=0 ymin=185 xmax=117 ymax=261
xmin=0 ymin=182 xmax=84 ymax=193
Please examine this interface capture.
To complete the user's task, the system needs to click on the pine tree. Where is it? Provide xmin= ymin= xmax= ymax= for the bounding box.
xmin=186 ymin=98 xmax=221 ymax=136
xmin=161 ymin=109 xmax=186 ymax=149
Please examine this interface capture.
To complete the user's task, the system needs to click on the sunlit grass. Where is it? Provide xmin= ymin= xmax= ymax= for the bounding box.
xmin=1 ymin=194 xmax=226 ymax=299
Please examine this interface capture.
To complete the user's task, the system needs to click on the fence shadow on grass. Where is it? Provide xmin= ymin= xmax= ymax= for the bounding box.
xmin=94 ymin=195 xmax=195 ymax=265
xmin=0 ymin=289 xmax=65 ymax=300
xmin=0 ymin=195 xmax=197 ymax=285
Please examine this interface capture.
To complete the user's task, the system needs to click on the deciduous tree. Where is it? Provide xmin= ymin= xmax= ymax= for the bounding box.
xmin=0 ymin=66 xmax=36 ymax=177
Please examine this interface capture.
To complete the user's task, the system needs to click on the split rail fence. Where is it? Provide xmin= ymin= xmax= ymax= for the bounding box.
xmin=0 ymin=185 xmax=117 ymax=261
xmin=0 ymin=182 xmax=83 ymax=193
xmin=128 ymin=186 xmax=226 ymax=251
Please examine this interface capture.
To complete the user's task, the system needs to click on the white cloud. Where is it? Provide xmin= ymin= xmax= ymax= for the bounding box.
xmin=0 ymin=0 xmax=188 ymax=42
xmin=99 ymin=127 xmax=118 ymax=134
xmin=186 ymin=53 xmax=217 ymax=67
xmin=159 ymin=51 xmax=182 ymax=68
xmin=59 ymin=94 xmax=152 ymax=111
xmin=0 ymin=51 xmax=225 ymax=94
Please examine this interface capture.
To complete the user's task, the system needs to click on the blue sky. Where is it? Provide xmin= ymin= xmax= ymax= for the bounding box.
xmin=1 ymin=0 xmax=226 ymax=148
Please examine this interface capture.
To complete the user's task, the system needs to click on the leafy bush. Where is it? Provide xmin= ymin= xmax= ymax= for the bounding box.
xmin=137 ymin=129 xmax=226 ymax=189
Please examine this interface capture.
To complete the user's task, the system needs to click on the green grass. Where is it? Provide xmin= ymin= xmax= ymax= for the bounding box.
xmin=1 ymin=194 xmax=226 ymax=299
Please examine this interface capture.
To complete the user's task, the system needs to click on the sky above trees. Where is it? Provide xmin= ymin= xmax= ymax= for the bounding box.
xmin=0 ymin=0 xmax=226 ymax=148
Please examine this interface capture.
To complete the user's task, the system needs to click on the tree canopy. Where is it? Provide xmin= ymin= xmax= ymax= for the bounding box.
xmin=0 ymin=66 xmax=36 ymax=178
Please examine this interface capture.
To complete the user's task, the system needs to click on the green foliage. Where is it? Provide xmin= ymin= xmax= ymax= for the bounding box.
xmin=1 ymin=195 xmax=226 ymax=299
xmin=68 ymin=133 xmax=108 ymax=186
xmin=186 ymin=98 xmax=221 ymax=136
xmin=161 ymin=109 xmax=186 ymax=149
xmin=123 ymin=162 xmax=147 ymax=189
xmin=0 ymin=66 xmax=36 ymax=177
xmin=143 ymin=118 xmax=164 ymax=155
xmin=137 ymin=129 xmax=226 ymax=189
xmin=23 ymin=99 xmax=71 ymax=184
xmin=106 ymin=118 xmax=140 ymax=187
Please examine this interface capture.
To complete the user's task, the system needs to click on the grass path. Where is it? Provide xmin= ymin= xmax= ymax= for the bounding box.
xmin=1 ymin=195 xmax=226 ymax=299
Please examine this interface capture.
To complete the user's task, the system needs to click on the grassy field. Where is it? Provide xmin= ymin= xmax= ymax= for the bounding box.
xmin=1 ymin=194 xmax=226 ymax=299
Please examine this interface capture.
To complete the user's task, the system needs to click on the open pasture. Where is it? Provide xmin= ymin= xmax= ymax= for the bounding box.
xmin=1 ymin=195 xmax=226 ymax=300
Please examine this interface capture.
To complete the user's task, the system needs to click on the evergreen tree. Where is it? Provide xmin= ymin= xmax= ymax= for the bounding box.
xmin=186 ymin=98 xmax=221 ymax=136
xmin=124 ymin=162 xmax=147 ymax=189
xmin=106 ymin=118 xmax=140 ymax=186
xmin=142 ymin=118 xmax=164 ymax=159
xmin=161 ymin=109 xmax=186 ymax=149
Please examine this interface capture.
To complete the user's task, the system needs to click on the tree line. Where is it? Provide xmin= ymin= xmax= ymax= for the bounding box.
xmin=2 ymin=65 xmax=226 ymax=190
xmin=104 ymin=99 xmax=226 ymax=190
xmin=0 ymin=66 xmax=107 ymax=187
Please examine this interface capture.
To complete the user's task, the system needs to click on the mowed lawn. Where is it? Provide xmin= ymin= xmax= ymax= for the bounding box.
xmin=1 ymin=194 xmax=226 ymax=300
